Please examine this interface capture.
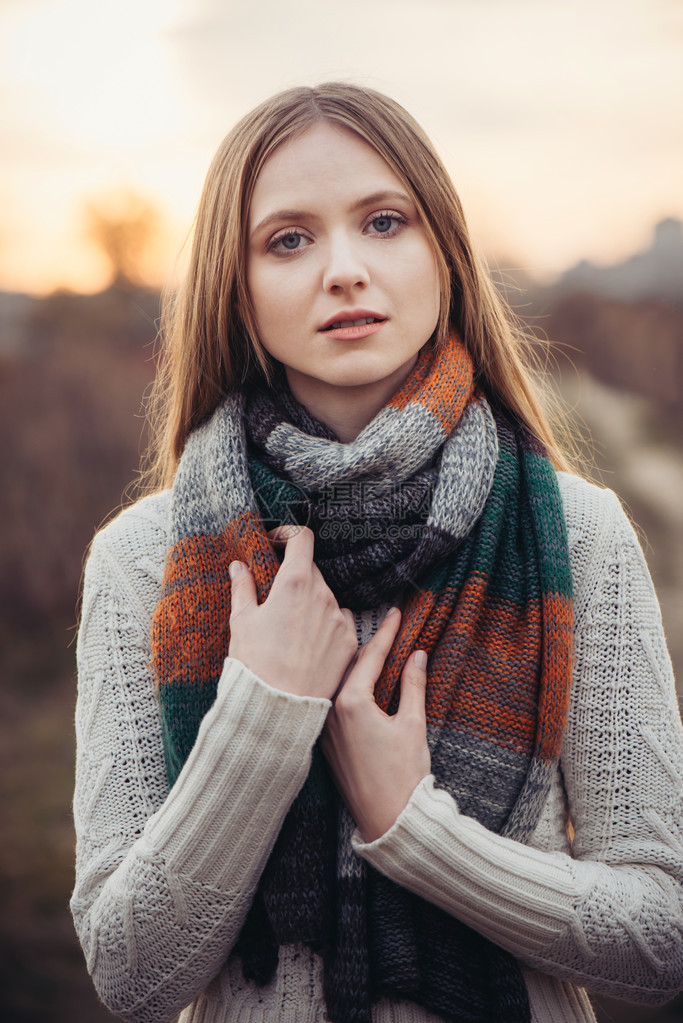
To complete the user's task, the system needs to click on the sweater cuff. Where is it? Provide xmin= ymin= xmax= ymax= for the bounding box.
xmin=353 ymin=775 xmax=583 ymax=957
xmin=144 ymin=657 xmax=330 ymax=891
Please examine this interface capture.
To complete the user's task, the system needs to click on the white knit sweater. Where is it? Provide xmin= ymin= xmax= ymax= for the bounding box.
xmin=71 ymin=472 xmax=683 ymax=1023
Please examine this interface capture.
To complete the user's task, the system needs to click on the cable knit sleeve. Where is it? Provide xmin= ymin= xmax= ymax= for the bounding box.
xmin=355 ymin=474 xmax=683 ymax=1005
xmin=70 ymin=494 xmax=331 ymax=1023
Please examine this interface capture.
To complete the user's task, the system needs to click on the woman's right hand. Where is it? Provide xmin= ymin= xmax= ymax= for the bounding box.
xmin=227 ymin=525 xmax=358 ymax=700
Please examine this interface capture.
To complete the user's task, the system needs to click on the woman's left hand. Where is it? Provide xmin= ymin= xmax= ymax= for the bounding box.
xmin=321 ymin=607 xmax=431 ymax=843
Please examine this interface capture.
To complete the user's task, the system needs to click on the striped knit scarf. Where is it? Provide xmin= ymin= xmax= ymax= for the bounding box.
xmin=151 ymin=333 xmax=573 ymax=1023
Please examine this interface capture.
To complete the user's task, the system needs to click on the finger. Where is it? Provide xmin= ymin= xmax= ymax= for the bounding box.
xmin=344 ymin=607 xmax=401 ymax=694
xmin=398 ymin=649 xmax=428 ymax=719
xmin=365 ymin=606 xmax=402 ymax=657
xmin=279 ymin=524 xmax=315 ymax=565
xmin=267 ymin=524 xmax=301 ymax=545
xmin=228 ymin=560 xmax=257 ymax=618
xmin=340 ymin=607 xmax=355 ymax=630
xmin=336 ymin=621 xmax=360 ymax=692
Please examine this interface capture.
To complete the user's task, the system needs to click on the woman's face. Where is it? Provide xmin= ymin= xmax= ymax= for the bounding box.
xmin=246 ymin=121 xmax=441 ymax=427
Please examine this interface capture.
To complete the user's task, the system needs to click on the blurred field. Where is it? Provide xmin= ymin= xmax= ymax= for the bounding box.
xmin=0 ymin=283 xmax=681 ymax=1022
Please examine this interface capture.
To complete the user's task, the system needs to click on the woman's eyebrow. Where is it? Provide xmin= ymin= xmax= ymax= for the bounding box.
xmin=251 ymin=209 xmax=309 ymax=237
xmin=348 ymin=189 xmax=413 ymax=213
xmin=250 ymin=190 xmax=414 ymax=239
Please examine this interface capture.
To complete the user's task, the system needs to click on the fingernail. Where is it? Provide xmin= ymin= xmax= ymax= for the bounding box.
xmin=387 ymin=606 xmax=401 ymax=618
xmin=229 ymin=561 xmax=243 ymax=578
xmin=414 ymin=650 xmax=427 ymax=670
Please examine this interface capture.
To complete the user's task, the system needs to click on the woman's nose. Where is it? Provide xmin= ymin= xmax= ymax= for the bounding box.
xmin=322 ymin=232 xmax=370 ymax=293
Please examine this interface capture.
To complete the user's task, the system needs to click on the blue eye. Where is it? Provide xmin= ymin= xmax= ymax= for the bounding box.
xmin=269 ymin=229 xmax=311 ymax=255
xmin=366 ymin=212 xmax=407 ymax=237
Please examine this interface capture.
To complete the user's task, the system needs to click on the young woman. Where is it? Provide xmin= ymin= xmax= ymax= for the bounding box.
xmin=71 ymin=83 xmax=683 ymax=1023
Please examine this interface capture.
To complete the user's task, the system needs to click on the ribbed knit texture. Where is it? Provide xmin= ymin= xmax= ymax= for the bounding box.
xmin=150 ymin=335 xmax=574 ymax=1023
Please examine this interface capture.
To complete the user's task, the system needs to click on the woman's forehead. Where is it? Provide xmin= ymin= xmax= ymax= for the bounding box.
xmin=248 ymin=122 xmax=407 ymax=228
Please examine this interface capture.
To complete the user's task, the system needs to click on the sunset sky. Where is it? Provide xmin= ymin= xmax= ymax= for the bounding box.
xmin=1 ymin=0 xmax=682 ymax=294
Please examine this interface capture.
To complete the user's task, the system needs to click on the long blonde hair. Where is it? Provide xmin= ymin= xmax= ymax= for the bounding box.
xmin=144 ymin=82 xmax=573 ymax=491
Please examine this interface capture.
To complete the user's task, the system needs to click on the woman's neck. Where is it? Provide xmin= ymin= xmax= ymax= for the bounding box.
xmin=293 ymin=391 xmax=381 ymax=443
xmin=283 ymin=358 xmax=418 ymax=443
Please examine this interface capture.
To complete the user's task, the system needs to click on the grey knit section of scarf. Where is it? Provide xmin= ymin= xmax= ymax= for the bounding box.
xmin=260 ymin=399 xmax=445 ymax=493
xmin=428 ymin=402 xmax=498 ymax=542
xmin=260 ymin=397 xmax=499 ymax=546
xmin=171 ymin=392 xmax=250 ymax=542
xmin=171 ymin=390 xmax=498 ymax=559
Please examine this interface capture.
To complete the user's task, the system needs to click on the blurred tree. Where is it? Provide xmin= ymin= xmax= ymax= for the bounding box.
xmin=84 ymin=191 xmax=161 ymax=288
